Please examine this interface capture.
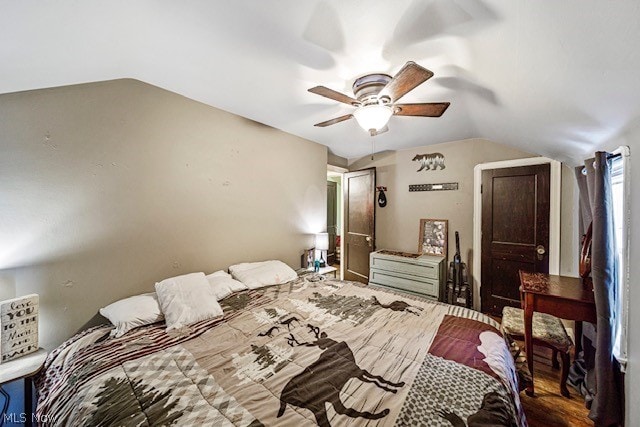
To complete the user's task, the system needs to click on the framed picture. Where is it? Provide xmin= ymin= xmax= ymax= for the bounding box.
xmin=301 ymin=247 xmax=315 ymax=269
xmin=418 ymin=219 xmax=448 ymax=258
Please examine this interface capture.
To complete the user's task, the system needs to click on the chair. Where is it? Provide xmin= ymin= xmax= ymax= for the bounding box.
xmin=501 ymin=305 xmax=573 ymax=397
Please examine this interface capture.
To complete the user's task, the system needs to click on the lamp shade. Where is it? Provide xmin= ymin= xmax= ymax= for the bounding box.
xmin=315 ymin=232 xmax=329 ymax=250
xmin=353 ymin=104 xmax=392 ymax=132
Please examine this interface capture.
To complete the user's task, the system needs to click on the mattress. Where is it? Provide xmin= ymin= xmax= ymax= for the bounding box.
xmin=35 ymin=275 xmax=525 ymax=426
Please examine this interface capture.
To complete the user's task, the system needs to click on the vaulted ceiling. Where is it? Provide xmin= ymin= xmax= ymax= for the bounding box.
xmin=1 ymin=1 xmax=639 ymax=162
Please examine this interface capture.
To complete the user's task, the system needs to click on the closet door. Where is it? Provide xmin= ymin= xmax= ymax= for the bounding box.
xmin=481 ymin=164 xmax=550 ymax=315
xmin=343 ymin=168 xmax=376 ymax=283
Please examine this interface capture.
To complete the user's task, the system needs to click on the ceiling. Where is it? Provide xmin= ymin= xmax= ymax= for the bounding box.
xmin=1 ymin=1 xmax=639 ymax=163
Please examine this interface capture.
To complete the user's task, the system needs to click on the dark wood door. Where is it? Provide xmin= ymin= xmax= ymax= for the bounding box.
xmin=481 ymin=164 xmax=550 ymax=315
xmin=327 ymin=181 xmax=338 ymax=265
xmin=343 ymin=168 xmax=376 ymax=283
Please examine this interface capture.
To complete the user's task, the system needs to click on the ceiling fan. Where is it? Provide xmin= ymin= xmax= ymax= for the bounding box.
xmin=309 ymin=61 xmax=450 ymax=136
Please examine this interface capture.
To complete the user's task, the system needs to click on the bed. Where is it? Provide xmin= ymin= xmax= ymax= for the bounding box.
xmin=35 ymin=274 xmax=525 ymax=426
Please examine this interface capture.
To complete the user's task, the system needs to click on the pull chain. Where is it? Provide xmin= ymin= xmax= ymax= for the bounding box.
xmin=370 ymin=130 xmax=375 ymax=161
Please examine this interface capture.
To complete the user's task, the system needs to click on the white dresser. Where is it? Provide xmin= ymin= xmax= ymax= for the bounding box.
xmin=369 ymin=250 xmax=446 ymax=301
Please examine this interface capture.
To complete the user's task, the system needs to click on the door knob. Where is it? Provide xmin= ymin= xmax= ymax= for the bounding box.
xmin=536 ymin=245 xmax=546 ymax=260
xmin=365 ymin=236 xmax=372 ymax=246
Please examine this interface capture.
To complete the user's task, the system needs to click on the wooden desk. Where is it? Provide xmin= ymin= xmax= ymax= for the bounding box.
xmin=519 ymin=271 xmax=596 ymax=396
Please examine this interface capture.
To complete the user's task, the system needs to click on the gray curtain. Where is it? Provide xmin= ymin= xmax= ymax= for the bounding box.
xmin=569 ymin=152 xmax=624 ymax=426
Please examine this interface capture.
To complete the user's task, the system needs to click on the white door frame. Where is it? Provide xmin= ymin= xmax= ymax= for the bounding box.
xmin=328 ymin=165 xmax=348 ymax=280
xmin=472 ymin=157 xmax=562 ymax=310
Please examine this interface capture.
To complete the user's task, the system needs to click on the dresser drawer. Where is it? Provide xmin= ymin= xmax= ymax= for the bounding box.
xmin=369 ymin=269 xmax=439 ymax=298
xmin=370 ymin=257 xmax=439 ymax=279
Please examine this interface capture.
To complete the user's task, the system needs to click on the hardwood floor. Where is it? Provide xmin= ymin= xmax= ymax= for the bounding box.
xmin=519 ymin=345 xmax=592 ymax=427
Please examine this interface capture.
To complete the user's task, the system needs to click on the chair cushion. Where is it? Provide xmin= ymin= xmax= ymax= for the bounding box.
xmin=502 ymin=306 xmax=573 ymax=352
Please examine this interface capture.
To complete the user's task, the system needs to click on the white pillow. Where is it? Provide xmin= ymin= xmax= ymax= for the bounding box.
xmin=155 ymin=272 xmax=223 ymax=330
xmin=206 ymin=270 xmax=248 ymax=300
xmin=228 ymin=260 xmax=297 ymax=289
xmin=99 ymin=293 xmax=164 ymax=338
xmin=208 ymin=270 xmax=231 ymax=278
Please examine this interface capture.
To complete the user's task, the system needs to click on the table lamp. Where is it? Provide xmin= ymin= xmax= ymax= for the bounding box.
xmin=315 ymin=232 xmax=329 ymax=267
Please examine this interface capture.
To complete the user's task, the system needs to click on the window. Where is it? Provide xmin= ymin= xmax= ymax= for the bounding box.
xmin=610 ymin=147 xmax=630 ymax=370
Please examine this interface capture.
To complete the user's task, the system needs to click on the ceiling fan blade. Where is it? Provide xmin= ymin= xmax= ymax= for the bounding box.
xmin=379 ymin=61 xmax=434 ymax=102
xmin=314 ymin=114 xmax=353 ymax=127
xmin=393 ymin=102 xmax=450 ymax=117
xmin=308 ymin=86 xmax=360 ymax=106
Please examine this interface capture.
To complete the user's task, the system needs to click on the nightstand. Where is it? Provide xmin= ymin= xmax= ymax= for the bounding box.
xmin=317 ymin=266 xmax=337 ymax=278
xmin=297 ymin=266 xmax=338 ymax=278
xmin=0 ymin=348 xmax=47 ymax=427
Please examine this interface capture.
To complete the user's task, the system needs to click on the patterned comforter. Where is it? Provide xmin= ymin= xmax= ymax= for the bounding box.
xmin=36 ymin=275 xmax=526 ymax=426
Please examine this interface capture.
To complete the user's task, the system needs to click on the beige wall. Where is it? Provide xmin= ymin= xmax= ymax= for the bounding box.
xmin=349 ymin=139 xmax=536 ymax=270
xmin=349 ymin=139 xmax=578 ymax=281
xmin=0 ymin=79 xmax=327 ymax=349
xmin=328 ymin=152 xmax=348 ymax=169
xmin=560 ymin=164 xmax=579 ymax=276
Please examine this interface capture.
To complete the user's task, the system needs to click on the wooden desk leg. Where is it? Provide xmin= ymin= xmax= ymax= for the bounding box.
xmin=575 ymin=320 xmax=583 ymax=358
xmin=524 ymin=294 xmax=535 ymax=397
xmin=25 ymin=377 xmax=33 ymax=427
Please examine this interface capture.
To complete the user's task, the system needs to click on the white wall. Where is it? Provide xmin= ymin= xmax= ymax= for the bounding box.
xmin=0 ymin=79 xmax=327 ymax=349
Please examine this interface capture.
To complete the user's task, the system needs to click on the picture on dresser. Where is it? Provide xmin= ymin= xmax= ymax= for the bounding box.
xmin=418 ymin=219 xmax=448 ymax=258
xmin=301 ymin=247 xmax=315 ymax=269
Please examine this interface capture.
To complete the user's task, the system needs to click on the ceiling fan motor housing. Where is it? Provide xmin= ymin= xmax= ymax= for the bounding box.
xmin=352 ymin=73 xmax=392 ymax=105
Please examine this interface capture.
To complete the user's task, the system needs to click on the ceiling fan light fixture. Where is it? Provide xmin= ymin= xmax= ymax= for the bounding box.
xmin=353 ymin=104 xmax=392 ymax=133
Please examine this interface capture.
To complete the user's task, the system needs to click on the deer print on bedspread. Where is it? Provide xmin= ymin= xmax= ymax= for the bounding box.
xmin=370 ymin=295 xmax=423 ymax=315
xmin=296 ymin=291 xmax=425 ymax=326
xmin=34 ymin=277 xmax=525 ymax=427
xmin=438 ymin=391 xmax=517 ymax=427
xmin=278 ymin=324 xmax=405 ymax=427
xmin=224 ymin=282 xmax=521 ymax=426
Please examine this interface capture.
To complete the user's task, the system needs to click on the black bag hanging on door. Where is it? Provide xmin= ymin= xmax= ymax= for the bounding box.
xmin=377 ymin=187 xmax=387 ymax=208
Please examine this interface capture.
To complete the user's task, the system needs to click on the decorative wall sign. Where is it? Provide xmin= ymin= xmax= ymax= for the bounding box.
xmin=409 ymin=183 xmax=459 ymax=192
xmin=412 ymin=152 xmax=445 ymax=171
xmin=418 ymin=219 xmax=448 ymax=258
xmin=0 ymin=294 xmax=39 ymax=363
